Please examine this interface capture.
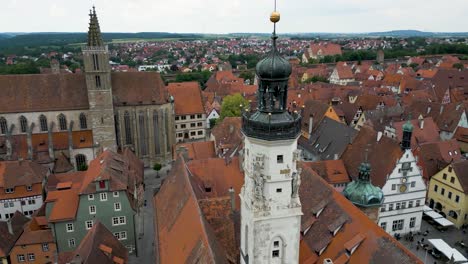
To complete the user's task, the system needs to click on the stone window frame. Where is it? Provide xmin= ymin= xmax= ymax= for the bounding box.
xmin=19 ymin=115 xmax=28 ymax=133
xmin=0 ymin=117 xmax=7 ymax=134
xmin=58 ymin=114 xmax=67 ymax=131
xmin=39 ymin=115 xmax=48 ymax=132
xmin=79 ymin=113 xmax=87 ymax=129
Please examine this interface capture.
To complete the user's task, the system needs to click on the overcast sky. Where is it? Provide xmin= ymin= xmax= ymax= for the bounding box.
xmin=2 ymin=0 xmax=468 ymax=33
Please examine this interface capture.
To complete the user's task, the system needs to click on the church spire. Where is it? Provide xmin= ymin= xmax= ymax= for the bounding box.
xmin=87 ymin=6 xmax=104 ymax=47
xmin=401 ymin=115 xmax=413 ymax=151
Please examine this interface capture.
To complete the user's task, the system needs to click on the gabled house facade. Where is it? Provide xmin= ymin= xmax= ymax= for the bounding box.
xmin=45 ymin=149 xmax=143 ymax=255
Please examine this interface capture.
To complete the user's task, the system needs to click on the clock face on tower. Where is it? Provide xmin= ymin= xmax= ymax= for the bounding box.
xmin=399 ymin=184 xmax=407 ymax=193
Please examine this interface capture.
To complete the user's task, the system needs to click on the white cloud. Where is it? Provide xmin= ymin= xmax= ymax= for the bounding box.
xmin=1 ymin=0 xmax=467 ymax=33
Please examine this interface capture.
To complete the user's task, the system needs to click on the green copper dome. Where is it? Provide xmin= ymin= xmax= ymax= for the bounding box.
xmin=402 ymin=120 xmax=414 ymax=133
xmin=343 ymin=162 xmax=383 ymax=208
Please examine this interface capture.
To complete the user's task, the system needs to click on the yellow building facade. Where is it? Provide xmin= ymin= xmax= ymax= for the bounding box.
xmin=427 ymin=161 xmax=468 ymax=228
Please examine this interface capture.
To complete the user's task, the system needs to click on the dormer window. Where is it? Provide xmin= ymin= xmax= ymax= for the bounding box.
xmin=99 ymin=180 xmax=106 ymax=189
xmin=5 ymin=188 xmax=14 ymax=194
xmin=26 ymin=185 xmax=32 ymax=191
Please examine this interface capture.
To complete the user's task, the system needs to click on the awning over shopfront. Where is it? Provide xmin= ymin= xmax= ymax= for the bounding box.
xmin=428 ymin=239 xmax=467 ymax=262
xmin=423 ymin=207 xmax=454 ymax=227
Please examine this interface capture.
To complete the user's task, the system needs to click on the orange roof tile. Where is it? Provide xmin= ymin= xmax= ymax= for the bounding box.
xmin=173 ymin=141 xmax=216 ymax=161
xmin=299 ymin=165 xmax=422 ymax=264
xmin=154 ymin=157 xmax=229 ymax=263
xmin=302 ymin=160 xmax=350 ymax=184
xmin=167 ymin=82 xmax=205 ymax=115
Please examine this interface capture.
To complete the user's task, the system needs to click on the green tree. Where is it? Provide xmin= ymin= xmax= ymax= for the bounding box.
xmin=303 ymin=76 xmax=329 ymax=84
xmin=153 ymin=163 xmax=162 ymax=178
xmin=239 ymin=71 xmax=254 ymax=83
xmin=453 ymin=63 xmax=464 ymax=70
xmin=220 ymin=93 xmax=249 ymax=121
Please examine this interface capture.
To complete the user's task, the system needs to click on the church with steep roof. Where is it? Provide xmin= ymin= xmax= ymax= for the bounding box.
xmin=0 ymin=7 xmax=175 ymax=169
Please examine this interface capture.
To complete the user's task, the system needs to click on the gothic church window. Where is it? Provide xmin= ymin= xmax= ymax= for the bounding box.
xmin=153 ymin=111 xmax=160 ymax=155
xmin=39 ymin=115 xmax=48 ymax=132
xmin=124 ymin=111 xmax=133 ymax=145
xmin=79 ymin=113 xmax=88 ymax=129
xmin=58 ymin=114 xmax=67 ymax=130
xmin=0 ymin=117 xmax=7 ymax=134
xmin=19 ymin=116 xmax=28 ymax=133
xmin=138 ymin=111 xmax=148 ymax=156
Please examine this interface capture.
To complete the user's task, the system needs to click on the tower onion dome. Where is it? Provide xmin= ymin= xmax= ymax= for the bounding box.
xmin=241 ymin=10 xmax=302 ymax=141
xmin=403 ymin=120 xmax=414 ymax=132
xmin=256 ymin=12 xmax=291 ymax=81
xmin=343 ymin=161 xmax=383 ymax=208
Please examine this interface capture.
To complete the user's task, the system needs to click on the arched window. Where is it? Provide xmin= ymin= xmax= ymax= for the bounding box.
xmin=39 ymin=115 xmax=48 ymax=132
xmin=153 ymin=110 xmax=159 ymax=155
xmin=0 ymin=117 xmax=7 ymax=134
xmin=19 ymin=116 xmax=28 ymax=133
xmin=270 ymin=237 xmax=284 ymax=261
xmin=138 ymin=111 xmax=148 ymax=156
xmin=79 ymin=113 xmax=87 ymax=129
xmin=245 ymin=225 xmax=249 ymax=253
xmin=124 ymin=111 xmax=133 ymax=145
xmin=449 ymin=210 xmax=458 ymax=220
xmin=75 ymin=154 xmax=87 ymax=171
xmin=58 ymin=114 xmax=67 ymax=131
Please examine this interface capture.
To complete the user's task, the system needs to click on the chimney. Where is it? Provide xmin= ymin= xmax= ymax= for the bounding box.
xmin=309 ymin=115 xmax=313 ymax=135
xmin=229 ymin=187 xmax=235 ymax=212
xmin=426 ymin=106 xmax=431 ymax=114
xmin=51 ymin=59 xmax=60 ymax=74
xmin=333 ymin=154 xmax=339 ymax=160
xmin=419 ymin=117 xmax=424 ymax=130
xmin=7 ymin=219 xmax=13 ymax=235
xmin=377 ymin=131 xmax=383 ymax=142
xmin=440 ymin=105 xmax=444 ymax=114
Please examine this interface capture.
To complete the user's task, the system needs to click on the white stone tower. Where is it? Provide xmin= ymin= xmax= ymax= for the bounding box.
xmin=240 ymin=7 xmax=303 ymax=264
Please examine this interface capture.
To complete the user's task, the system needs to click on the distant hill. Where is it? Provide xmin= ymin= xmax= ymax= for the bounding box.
xmin=0 ymin=32 xmax=203 ymax=52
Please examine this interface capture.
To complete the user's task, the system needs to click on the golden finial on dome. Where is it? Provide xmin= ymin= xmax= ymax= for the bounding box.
xmin=270 ymin=11 xmax=280 ymax=23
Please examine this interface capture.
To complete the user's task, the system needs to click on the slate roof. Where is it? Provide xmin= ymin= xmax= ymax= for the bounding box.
xmin=301 ymin=117 xmax=358 ymax=160
xmin=58 ymin=221 xmax=128 ymax=264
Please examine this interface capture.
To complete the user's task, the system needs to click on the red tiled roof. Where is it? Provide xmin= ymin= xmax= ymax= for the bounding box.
xmin=298 ymin=165 xmax=422 ymax=264
xmin=167 ymin=82 xmax=205 ymax=115
xmin=393 ymin=117 xmax=440 ymax=148
xmin=302 ymin=160 xmax=350 ymax=184
xmin=154 ymin=157 xmax=229 ymax=264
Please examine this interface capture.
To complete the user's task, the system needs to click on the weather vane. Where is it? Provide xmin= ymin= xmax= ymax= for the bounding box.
xmin=270 ymin=0 xmax=280 ymax=41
